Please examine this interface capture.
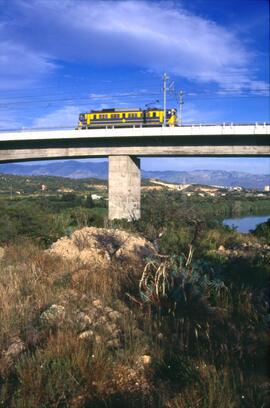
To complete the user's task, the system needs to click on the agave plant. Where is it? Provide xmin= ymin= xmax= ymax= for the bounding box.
xmin=137 ymin=251 xmax=228 ymax=322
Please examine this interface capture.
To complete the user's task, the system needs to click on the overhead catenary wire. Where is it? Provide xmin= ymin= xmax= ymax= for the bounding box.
xmin=0 ymin=92 xmax=268 ymax=110
xmin=0 ymin=74 xmax=268 ymax=101
xmin=2 ymin=67 xmax=267 ymax=95
xmin=1 ymin=85 xmax=268 ymax=100
xmin=0 ymin=74 xmax=269 ymax=120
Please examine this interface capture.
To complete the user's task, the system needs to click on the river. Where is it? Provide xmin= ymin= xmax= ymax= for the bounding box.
xmin=223 ymin=214 xmax=270 ymax=233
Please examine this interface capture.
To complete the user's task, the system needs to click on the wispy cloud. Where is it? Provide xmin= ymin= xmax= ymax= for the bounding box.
xmin=31 ymin=95 xmax=134 ymax=128
xmin=32 ymin=105 xmax=82 ymax=129
xmin=2 ymin=0 xmax=267 ymax=90
xmin=0 ymin=23 xmax=56 ymax=90
xmin=0 ymin=110 xmax=23 ymax=130
xmin=181 ymin=102 xmax=221 ymax=124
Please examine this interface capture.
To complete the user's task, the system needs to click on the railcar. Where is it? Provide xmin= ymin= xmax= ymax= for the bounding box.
xmin=77 ymin=107 xmax=177 ymax=129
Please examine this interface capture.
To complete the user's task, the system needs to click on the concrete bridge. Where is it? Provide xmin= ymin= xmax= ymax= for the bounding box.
xmin=0 ymin=123 xmax=269 ymax=220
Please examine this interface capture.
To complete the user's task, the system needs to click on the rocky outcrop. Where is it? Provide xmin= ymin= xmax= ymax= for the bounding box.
xmin=48 ymin=227 xmax=156 ymax=267
xmin=39 ymin=298 xmax=135 ymax=350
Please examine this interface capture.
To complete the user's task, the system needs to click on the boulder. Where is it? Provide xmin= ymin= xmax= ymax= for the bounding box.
xmin=218 ymin=245 xmax=225 ymax=252
xmin=40 ymin=304 xmax=66 ymax=324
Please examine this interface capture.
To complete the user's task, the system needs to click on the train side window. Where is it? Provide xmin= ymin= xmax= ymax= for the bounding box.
xmin=153 ymin=112 xmax=156 ymax=118
xmin=93 ymin=115 xmax=97 ymax=120
xmin=123 ymin=113 xmax=126 ymax=118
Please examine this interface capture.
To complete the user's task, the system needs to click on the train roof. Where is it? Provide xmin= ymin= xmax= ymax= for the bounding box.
xmin=87 ymin=108 xmax=176 ymax=113
xmin=90 ymin=108 xmax=141 ymax=113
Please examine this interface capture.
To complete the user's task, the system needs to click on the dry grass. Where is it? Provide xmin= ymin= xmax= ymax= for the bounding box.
xmin=0 ymin=242 xmax=65 ymax=345
xmin=0 ymin=239 xmax=269 ymax=407
xmin=0 ymin=240 xmax=140 ymax=342
xmin=0 ymin=240 xmax=153 ymax=407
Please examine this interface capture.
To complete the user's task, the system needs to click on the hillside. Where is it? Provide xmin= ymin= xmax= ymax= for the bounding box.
xmin=0 ymin=161 xmax=269 ymax=189
xmin=0 ymin=173 xmax=107 ymax=195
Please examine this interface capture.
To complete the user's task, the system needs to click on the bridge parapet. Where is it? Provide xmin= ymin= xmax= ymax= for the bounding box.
xmin=0 ymin=123 xmax=269 ymax=142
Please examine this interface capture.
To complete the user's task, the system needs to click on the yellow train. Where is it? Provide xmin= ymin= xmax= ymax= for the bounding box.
xmin=77 ymin=107 xmax=177 ymax=129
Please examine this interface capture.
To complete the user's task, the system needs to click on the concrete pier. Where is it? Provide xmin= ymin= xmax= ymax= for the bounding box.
xmin=108 ymin=155 xmax=141 ymax=221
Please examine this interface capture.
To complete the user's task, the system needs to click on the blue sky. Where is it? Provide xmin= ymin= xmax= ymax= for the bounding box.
xmin=0 ymin=0 xmax=269 ymax=174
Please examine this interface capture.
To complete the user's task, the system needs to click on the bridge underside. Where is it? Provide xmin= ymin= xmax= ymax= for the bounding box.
xmin=0 ymin=135 xmax=269 ymax=163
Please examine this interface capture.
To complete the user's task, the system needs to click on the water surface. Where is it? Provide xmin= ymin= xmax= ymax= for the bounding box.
xmin=223 ymin=214 xmax=270 ymax=233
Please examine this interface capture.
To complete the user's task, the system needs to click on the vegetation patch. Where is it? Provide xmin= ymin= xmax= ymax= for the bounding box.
xmin=0 ymin=187 xmax=269 ymax=407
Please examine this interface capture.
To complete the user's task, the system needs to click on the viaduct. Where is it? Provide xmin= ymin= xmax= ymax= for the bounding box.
xmin=0 ymin=123 xmax=269 ymax=220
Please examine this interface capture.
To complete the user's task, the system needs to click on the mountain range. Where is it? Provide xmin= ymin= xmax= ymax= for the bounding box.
xmin=0 ymin=160 xmax=269 ymax=189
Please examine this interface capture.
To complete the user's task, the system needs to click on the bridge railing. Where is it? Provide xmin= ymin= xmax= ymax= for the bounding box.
xmin=0 ymin=122 xmax=269 ymax=134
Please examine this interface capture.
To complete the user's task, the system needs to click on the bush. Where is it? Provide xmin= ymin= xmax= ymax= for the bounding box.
xmin=251 ymin=218 xmax=270 ymax=243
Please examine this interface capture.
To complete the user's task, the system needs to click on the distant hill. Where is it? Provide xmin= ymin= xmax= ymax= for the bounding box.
xmin=0 ymin=160 xmax=269 ymax=189
xmin=0 ymin=161 xmax=108 ymax=179
xmin=143 ymin=169 xmax=269 ymax=189
xmin=0 ymin=173 xmax=107 ymax=195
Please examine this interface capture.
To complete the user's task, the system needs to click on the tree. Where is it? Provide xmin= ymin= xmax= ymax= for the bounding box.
xmin=85 ymin=194 xmax=94 ymax=208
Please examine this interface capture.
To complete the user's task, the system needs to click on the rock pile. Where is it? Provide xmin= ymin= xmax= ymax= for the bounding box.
xmin=48 ymin=227 xmax=156 ymax=267
xmin=216 ymin=241 xmax=270 ymax=257
xmin=39 ymin=298 xmax=132 ymax=349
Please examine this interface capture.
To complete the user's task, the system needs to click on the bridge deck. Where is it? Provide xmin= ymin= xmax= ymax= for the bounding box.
xmin=0 ymin=124 xmax=269 ymax=142
xmin=0 ymin=124 xmax=269 ymax=162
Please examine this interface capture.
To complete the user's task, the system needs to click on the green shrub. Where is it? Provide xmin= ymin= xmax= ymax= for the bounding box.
xmin=251 ymin=218 xmax=270 ymax=243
